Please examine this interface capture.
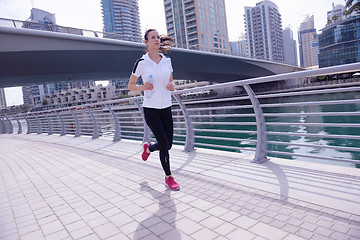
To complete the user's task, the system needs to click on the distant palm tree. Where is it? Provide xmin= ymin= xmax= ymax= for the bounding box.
xmin=355 ymin=5 xmax=360 ymax=13
xmin=332 ymin=15 xmax=339 ymax=21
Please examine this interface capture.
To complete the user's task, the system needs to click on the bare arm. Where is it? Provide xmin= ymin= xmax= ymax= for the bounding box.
xmin=166 ymin=73 xmax=175 ymax=91
xmin=128 ymin=74 xmax=153 ymax=92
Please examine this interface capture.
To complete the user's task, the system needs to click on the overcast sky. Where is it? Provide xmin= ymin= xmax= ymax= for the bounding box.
xmin=1 ymin=0 xmax=345 ymax=106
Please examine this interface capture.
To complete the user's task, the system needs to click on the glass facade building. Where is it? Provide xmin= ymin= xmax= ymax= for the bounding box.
xmin=318 ymin=16 xmax=360 ymax=67
xmin=101 ymin=0 xmax=141 ymax=41
xmin=318 ymin=0 xmax=360 ymax=68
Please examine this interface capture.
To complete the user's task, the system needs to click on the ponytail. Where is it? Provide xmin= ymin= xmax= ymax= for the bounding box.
xmin=160 ymin=35 xmax=174 ymax=54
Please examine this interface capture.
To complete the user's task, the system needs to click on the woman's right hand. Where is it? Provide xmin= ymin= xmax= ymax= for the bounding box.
xmin=144 ymin=82 xmax=154 ymax=90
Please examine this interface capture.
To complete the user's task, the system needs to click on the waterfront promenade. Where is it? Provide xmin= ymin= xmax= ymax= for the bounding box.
xmin=0 ymin=134 xmax=359 ymax=240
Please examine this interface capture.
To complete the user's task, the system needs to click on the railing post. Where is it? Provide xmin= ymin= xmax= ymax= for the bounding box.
xmin=24 ymin=115 xmax=31 ymax=134
xmin=243 ymin=84 xmax=269 ymax=163
xmin=44 ymin=112 xmax=53 ymax=135
xmin=34 ymin=114 xmax=41 ymax=134
xmin=86 ymin=107 xmax=99 ymax=139
xmin=0 ymin=117 xmax=4 ymax=134
xmin=133 ymin=100 xmax=151 ymax=144
xmin=14 ymin=115 xmax=22 ymax=134
xmin=5 ymin=116 xmax=13 ymax=134
xmin=106 ymin=104 xmax=121 ymax=142
xmin=172 ymin=95 xmax=195 ymax=152
xmin=70 ymin=110 xmax=81 ymax=137
xmin=56 ymin=112 xmax=66 ymax=136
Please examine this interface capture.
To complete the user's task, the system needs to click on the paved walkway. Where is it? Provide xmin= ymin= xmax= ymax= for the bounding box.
xmin=0 ymin=134 xmax=359 ymax=240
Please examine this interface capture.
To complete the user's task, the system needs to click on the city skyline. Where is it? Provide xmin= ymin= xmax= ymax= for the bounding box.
xmin=1 ymin=0 xmax=346 ymax=105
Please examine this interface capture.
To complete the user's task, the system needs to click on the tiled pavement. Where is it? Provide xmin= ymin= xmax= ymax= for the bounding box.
xmin=0 ymin=134 xmax=360 ymax=240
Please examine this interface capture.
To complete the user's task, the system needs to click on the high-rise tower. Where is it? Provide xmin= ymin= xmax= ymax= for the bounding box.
xmin=298 ymin=15 xmax=319 ymax=68
xmin=164 ymin=0 xmax=230 ymax=53
xmin=244 ymin=0 xmax=284 ymax=62
xmin=283 ymin=27 xmax=298 ymax=66
xmin=101 ymin=0 xmax=141 ymax=41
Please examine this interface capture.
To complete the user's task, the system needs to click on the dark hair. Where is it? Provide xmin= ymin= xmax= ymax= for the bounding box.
xmin=144 ymin=29 xmax=174 ymax=54
xmin=144 ymin=29 xmax=156 ymax=41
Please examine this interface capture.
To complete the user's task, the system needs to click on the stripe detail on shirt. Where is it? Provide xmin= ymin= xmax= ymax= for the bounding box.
xmin=132 ymin=58 xmax=144 ymax=74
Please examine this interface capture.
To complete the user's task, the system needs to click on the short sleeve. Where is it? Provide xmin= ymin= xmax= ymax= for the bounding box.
xmin=132 ymin=58 xmax=144 ymax=77
xmin=169 ymin=58 xmax=173 ymax=73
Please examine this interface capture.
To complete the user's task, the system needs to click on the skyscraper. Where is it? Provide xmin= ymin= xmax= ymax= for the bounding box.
xmin=101 ymin=0 xmax=141 ymax=41
xmin=230 ymin=34 xmax=249 ymax=57
xmin=282 ymin=27 xmax=298 ymax=66
xmin=0 ymin=88 xmax=6 ymax=109
xmin=319 ymin=1 xmax=360 ymax=67
xmin=164 ymin=0 xmax=230 ymax=53
xmin=298 ymin=15 xmax=319 ymax=68
xmin=244 ymin=0 xmax=284 ymax=62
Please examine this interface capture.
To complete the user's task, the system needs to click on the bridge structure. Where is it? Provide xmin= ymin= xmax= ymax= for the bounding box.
xmin=1 ymin=18 xmax=360 ymax=240
xmin=0 ymin=18 xmax=302 ymax=88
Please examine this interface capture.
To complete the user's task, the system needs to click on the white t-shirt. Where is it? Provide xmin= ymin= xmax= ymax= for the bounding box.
xmin=132 ymin=53 xmax=173 ymax=109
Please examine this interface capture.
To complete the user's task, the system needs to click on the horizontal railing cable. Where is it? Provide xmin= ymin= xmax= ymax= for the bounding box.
xmin=266 ymin=150 xmax=359 ymax=164
xmin=267 ymin=141 xmax=360 ymax=152
xmin=265 ymin=122 xmax=360 ymax=127
xmin=195 ymin=135 xmax=257 ymax=143
xmin=263 ymin=112 xmax=360 ymax=117
xmin=260 ymin=99 xmax=360 ymax=108
xmin=256 ymin=86 xmax=360 ymax=99
xmin=268 ymin=131 xmax=360 ymax=140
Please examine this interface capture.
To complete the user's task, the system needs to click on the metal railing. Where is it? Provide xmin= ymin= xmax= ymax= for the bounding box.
xmin=0 ymin=17 xmax=143 ymax=43
xmin=1 ymin=63 xmax=360 ymax=166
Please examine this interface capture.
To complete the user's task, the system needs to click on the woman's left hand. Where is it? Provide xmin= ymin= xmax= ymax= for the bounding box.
xmin=166 ymin=82 xmax=175 ymax=91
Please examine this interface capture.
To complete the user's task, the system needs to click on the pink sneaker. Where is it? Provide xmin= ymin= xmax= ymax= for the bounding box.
xmin=165 ymin=176 xmax=180 ymax=190
xmin=142 ymin=142 xmax=150 ymax=161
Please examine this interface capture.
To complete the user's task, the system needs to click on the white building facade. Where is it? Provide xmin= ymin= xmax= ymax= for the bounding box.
xmin=164 ymin=0 xmax=230 ymax=53
xmin=244 ymin=0 xmax=284 ymax=62
xmin=43 ymin=83 xmax=117 ymax=106
xmin=230 ymin=34 xmax=249 ymax=57
xmin=327 ymin=3 xmax=345 ymax=24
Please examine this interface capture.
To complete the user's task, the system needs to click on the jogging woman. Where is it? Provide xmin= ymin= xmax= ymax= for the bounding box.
xmin=128 ymin=29 xmax=179 ymax=190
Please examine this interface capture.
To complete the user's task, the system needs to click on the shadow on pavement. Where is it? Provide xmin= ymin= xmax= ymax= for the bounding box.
xmin=133 ymin=181 xmax=181 ymax=240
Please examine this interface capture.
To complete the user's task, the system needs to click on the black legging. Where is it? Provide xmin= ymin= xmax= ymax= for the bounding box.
xmin=143 ymin=106 xmax=173 ymax=176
